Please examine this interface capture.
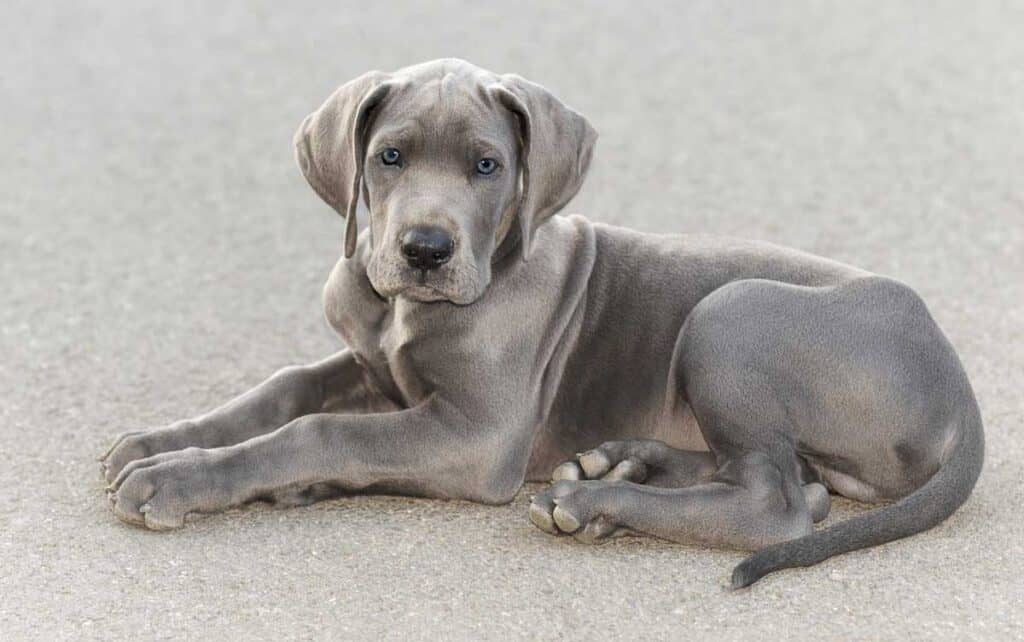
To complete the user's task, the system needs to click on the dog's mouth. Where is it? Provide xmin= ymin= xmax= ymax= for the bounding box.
xmin=396 ymin=269 xmax=449 ymax=301
xmin=371 ymin=268 xmax=463 ymax=304
xmin=401 ymin=283 xmax=453 ymax=303
xmin=396 ymin=272 xmax=487 ymax=305
xmin=367 ymin=252 xmax=487 ymax=305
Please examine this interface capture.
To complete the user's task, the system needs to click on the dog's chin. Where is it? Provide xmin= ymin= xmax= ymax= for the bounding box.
xmin=367 ymin=257 xmax=489 ymax=306
xmin=399 ymin=284 xmax=456 ymax=303
xmin=370 ymin=276 xmax=485 ymax=306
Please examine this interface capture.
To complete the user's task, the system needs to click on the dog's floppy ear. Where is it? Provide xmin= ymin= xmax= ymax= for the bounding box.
xmin=490 ymin=74 xmax=597 ymax=260
xmin=294 ymin=72 xmax=393 ymax=258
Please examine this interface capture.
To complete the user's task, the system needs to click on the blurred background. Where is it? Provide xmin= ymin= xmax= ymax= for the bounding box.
xmin=2 ymin=1 xmax=1022 ymax=638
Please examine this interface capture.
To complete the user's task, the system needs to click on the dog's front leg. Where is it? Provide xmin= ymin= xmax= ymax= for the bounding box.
xmin=100 ymin=350 xmax=389 ymax=483
xmin=106 ymin=397 xmax=527 ymax=529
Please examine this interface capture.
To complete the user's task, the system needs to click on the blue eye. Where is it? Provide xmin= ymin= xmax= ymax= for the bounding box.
xmin=476 ymin=158 xmax=498 ymax=175
xmin=381 ymin=148 xmax=401 ymax=165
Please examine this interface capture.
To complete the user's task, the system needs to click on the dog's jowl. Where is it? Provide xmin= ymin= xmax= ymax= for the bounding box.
xmin=100 ymin=59 xmax=983 ymax=588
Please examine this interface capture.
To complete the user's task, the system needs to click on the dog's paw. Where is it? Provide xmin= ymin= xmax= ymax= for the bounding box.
xmin=105 ymin=447 xmax=229 ymax=530
xmin=99 ymin=421 xmax=194 ymax=484
xmin=99 ymin=431 xmax=151 ymax=484
xmin=528 ymin=480 xmax=634 ymax=544
xmin=550 ymin=442 xmax=651 ymax=484
xmin=550 ymin=439 xmax=719 ymax=488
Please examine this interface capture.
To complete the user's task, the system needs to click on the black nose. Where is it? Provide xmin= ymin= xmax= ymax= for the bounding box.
xmin=400 ymin=226 xmax=454 ymax=271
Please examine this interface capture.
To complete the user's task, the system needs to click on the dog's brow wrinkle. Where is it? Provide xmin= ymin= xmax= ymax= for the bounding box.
xmin=473 ymin=142 xmax=501 ymax=157
xmin=440 ymin=72 xmax=458 ymax=101
xmin=373 ymin=124 xmax=416 ymax=145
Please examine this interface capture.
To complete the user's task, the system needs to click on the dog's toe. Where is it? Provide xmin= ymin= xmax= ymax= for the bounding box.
xmin=601 ymin=458 xmax=647 ymax=482
xmin=575 ymin=515 xmax=624 ymax=544
xmin=578 ymin=450 xmax=611 ymax=478
xmin=529 ymin=479 xmax=631 ymax=543
xmin=141 ymin=499 xmax=187 ymax=531
xmin=528 ymin=495 xmax=558 ymax=534
xmin=551 ymin=461 xmax=583 ymax=482
xmin=552 ymin=505 xmax=581 ymax=533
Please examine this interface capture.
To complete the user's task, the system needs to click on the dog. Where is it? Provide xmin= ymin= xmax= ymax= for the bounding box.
xmin=100 ymin=59 xmax=983 ymax=587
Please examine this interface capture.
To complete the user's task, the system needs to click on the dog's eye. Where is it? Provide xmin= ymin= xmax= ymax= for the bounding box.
xmin=381 ymin=148 xmax=401 ymax=166
xmin=476 ymin=158 xmax=498 ymax=175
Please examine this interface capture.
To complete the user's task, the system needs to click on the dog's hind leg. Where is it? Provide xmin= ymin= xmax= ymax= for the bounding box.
xmin=529 ymin=449 xmax=814 ymax=549
xmin=548 ymin=438 xmax=831 ymax=522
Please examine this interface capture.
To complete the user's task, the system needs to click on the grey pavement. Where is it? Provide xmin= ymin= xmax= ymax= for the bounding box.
xmin=1 ymin=1 xmax=1022 ymax=639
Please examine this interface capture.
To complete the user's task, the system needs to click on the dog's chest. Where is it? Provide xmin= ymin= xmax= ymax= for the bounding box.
xmin=324 ymin=278 xmax=454 ymax=408
xmin=324 ymin=315 xmax=420 ymax=410
xmin=321 ymin=253 xmax=411 ymax=406
xmin=374 ymin=307 xmax=432 ymax=405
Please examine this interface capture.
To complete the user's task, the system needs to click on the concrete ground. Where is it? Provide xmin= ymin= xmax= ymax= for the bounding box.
xmin=2 ymin=1 xmax=1022 ymax=639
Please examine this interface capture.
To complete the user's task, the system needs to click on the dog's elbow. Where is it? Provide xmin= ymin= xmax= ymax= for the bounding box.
xmin=469 ymin=488 xmax=518 ymax=506
xmin=472 ymin=488 xmax=518 ymax=506
xmin=462 ymin=469 xmax=522 ymax=505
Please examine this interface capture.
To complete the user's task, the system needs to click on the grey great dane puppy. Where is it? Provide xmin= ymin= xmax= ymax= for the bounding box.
xmin=100 ymin=59 xmax=984 ymax=587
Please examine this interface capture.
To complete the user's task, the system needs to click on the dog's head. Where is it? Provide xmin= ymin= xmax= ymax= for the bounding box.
xmin=294 ymin=59 xmax=596 ymax=305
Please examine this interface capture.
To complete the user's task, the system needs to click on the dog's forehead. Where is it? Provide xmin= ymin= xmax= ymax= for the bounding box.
xmin=374 ymin=63 xmax=513 ymax=144
xmin=395 ymin=57 xmax=497 ymax=89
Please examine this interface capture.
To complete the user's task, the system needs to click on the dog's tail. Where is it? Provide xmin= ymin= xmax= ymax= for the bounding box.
xmin=730 ymin=404 xmax=984 ymax=588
